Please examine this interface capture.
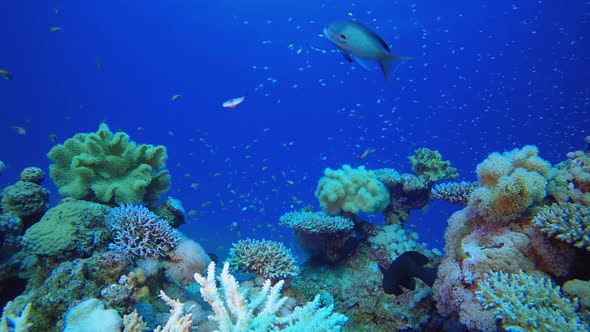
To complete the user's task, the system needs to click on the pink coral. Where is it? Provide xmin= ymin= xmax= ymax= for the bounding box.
xmin=164 ymin=239 xmax=211 ymax=286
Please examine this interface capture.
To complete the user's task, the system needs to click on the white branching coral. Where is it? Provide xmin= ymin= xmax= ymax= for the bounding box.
xmin=194 ymin=262 xmax=348 ymax=331
xmin=0 ymin=302 xmax=32 ymax=332
xmin=154 ymin=290 xmax=193 ymax=332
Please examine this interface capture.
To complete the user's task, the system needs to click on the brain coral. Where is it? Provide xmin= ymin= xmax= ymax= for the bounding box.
xmin=227 ymin=239 xmax=299 ymax=279
xmin=47 ymin=123 xmax=170 ymax=205
xmin=469 ymin=145 xmax=551 ymax=223
xmin=22 ymin=199 xmax=109 ymax=257
xmin=315 ymin=165 xmax=390 ymax=215
xmin=1 ymin=181 xmax=49 ymax=217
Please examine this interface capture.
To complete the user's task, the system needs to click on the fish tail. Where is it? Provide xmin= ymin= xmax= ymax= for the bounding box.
xmin=379 ymin=53 xmax=412 ymax=81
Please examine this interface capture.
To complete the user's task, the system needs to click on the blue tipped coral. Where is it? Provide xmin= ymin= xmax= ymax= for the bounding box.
xmin=106 ymin=204 xmax=179 ymax=258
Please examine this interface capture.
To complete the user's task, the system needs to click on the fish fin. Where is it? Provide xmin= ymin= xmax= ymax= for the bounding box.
xmin=378 ymin=264 xmax=388 ymax=276
xmin=417 ymin=267 xmax=438 ymax=287
xmin=379 ymin=53 xmax=412 ymax=81
xmin=352 ymin=55 xmax=379 ymax=71
xmin=337 ymin=46 xmax=353 ymax=62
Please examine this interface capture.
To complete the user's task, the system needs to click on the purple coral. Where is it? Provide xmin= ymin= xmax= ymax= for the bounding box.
xmin=106 ymin=204 xmax=179 ymax=258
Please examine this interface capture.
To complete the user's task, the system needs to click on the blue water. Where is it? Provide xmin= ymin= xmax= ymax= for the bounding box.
xmin=1 ymin=1 xmax=588 ymax=258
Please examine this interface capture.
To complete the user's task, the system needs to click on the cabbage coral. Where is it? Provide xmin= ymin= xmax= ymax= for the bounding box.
xmin=47 ymin=123 xmax=170 ymax=205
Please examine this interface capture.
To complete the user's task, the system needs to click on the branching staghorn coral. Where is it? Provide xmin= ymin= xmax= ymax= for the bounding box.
xmin=532 ymin=202 xmax=590 ymax=251
xmin=476 ymin=270 xmax=586 ymax=332
xmin=431 ymin=181 xmax=477 ymax=205
xmin=107 ymin=204 xmax=179 ymax=258
xmin=227 ymin=239 xmax=299 ymax=279
xmin=194 ymin=262 xmax=348 ymax=331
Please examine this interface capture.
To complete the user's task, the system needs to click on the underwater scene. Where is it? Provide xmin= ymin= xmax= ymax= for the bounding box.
xmin=0 ymin=0 xmax=589 ymax=331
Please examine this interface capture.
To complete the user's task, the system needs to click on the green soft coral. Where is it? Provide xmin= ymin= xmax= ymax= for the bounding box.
xmin=47 ymin=123 xmax=170 ymax=204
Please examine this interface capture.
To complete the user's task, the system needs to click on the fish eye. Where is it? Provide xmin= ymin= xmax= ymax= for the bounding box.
xmin=339 ymin=34 xmax=347 ymax=40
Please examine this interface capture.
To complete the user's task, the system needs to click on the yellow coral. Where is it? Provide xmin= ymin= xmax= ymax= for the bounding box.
xmin=469 ymin=146 xmax=551 ymax=223
xmin=315 ymin=165 xmax=390 ymax=215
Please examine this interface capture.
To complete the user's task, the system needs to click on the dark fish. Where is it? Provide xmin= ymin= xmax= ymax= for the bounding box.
xmin=379 ymin=251 xmax=437 ymax=295
xmin=208 ymin=252 xmax=218 ymax=263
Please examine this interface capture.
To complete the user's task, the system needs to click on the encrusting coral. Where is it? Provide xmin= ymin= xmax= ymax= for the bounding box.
xmin=21 ymin=199 xmax=109 ymax=258
xmin=47 ymin=123 xmax=170 ymax=205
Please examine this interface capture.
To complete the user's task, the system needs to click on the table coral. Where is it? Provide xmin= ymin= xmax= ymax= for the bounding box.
xmin=47 ymin=123 xmax=170 ymax=205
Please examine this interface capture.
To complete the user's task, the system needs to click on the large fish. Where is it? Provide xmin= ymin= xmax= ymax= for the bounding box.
xmin=324 ymin=20 xmax=411 ymax=80
xmin=379 ymin=251 xmax=437 ymax=295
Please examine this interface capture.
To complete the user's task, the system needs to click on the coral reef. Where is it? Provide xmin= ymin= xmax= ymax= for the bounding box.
xmin=154 ymin=197 xmax=186 ymax=228
xmin=227 ymin=239 xmax=299 ymax=280
xmin=1 ymin=181 xmax=49 ymax=218
xmin=21 ymin=199 xmax=110 ymax=258
xmin=101 ymin=270 xmax=149 ymax=309
xmin=409 ymin=148 xmax=458 ymax=184
xmin=293 ymin=224 xmax=440 ymax=331
xmin=19 ymin=167 xmax=45 ymax=184
xmin=315 ymin=164 xmax=390 ymax=215
xmin=476 ymin=270 xmax=586 ymax=331
xmin=47 ymin=123 xmax=170 ymax=205
xmin=548 ymin=136 xmax=590 ymax=205
xmin=431 ymin=181 xmax=476 ymax=205
xmin=106 ymin=204 xmax=179 ymax=259
xmin=469 ymin=145 xmax=551 ymax=223
xmin=532 ymin=202 xmax=590 ymax=251
xmin=194 ymin=262 xmax=348 ymax=331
